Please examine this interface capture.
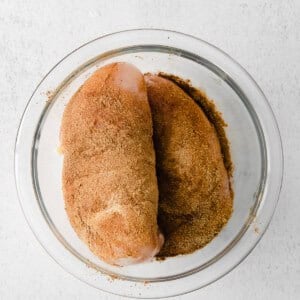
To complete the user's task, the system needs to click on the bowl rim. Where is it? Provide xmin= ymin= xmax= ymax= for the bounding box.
xmin=14 ymin=28 xmax=284 ymax=298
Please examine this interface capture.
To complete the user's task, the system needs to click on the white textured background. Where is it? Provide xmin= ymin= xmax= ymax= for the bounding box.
xmin=0 ymin=0 xmax=299 ymax=299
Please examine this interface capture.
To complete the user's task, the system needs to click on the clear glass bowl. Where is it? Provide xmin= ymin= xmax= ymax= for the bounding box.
xmin=15 ymin=29 xmax=283 ymax=298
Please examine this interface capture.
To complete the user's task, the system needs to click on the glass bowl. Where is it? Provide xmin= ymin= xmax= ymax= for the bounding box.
xmin=15 ymin=29 xmax=283 ymax=298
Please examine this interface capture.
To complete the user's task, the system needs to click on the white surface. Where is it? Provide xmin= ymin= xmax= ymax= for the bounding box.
xmin=0 ymin=0 xmax=299 ymax=299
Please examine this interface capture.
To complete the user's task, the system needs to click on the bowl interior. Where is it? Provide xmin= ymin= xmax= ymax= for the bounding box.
xmin=33 ymin=47 xmax=263 ymax=280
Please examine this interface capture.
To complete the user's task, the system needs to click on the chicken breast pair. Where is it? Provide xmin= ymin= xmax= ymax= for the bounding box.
xmin=60 ymin=62 xmax=232 ymax=266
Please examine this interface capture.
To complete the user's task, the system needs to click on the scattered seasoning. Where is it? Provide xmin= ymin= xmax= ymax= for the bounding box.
xmin=107 ymin=274 xmax=119 ymax=282
xmin=46 ymin=90 xmax=54 ymax=103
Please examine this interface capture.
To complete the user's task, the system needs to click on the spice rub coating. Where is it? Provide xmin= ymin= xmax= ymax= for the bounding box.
xmin=145 ymin=74 xmax=233 ymax=257
xmin=61 ymin=63 xmax=163 ymax=266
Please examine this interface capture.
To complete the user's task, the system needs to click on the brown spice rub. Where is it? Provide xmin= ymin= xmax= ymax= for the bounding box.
xmin=60 ymin=63 xmax=163 ymax=266
xmin=158 ymin=73 xmax=233 ymax=178
xmin=145 ymin=74 xmax=233 ymax=257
